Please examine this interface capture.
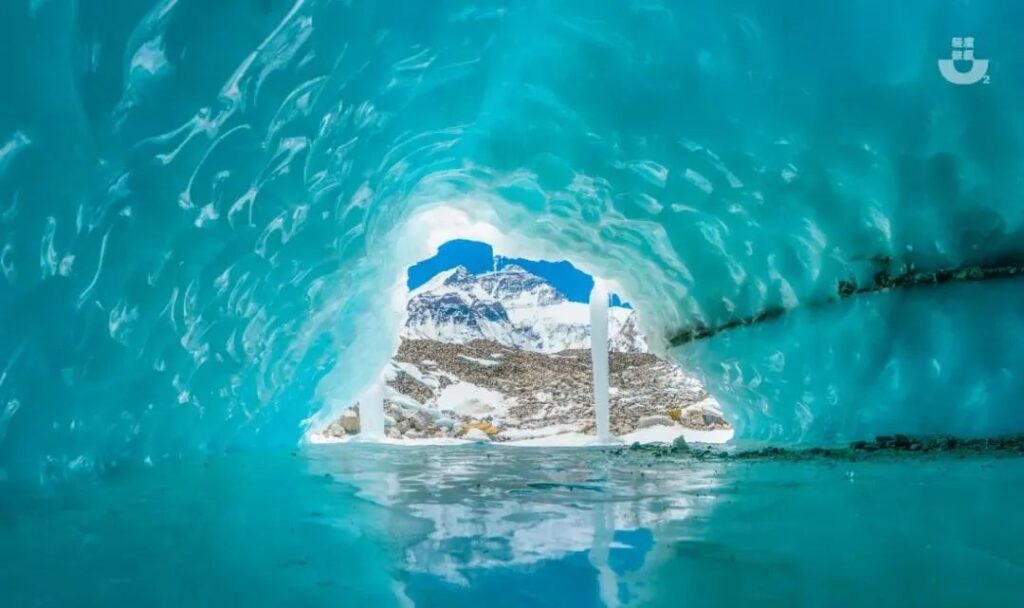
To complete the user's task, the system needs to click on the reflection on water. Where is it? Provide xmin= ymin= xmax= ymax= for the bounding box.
xmin=2 ymin=444 xmax=1023 ymax=606
xmin=305 ymin=445 xmax=724 ymax=606
xmin=305 ymin=444 xmax=1024 ymax=606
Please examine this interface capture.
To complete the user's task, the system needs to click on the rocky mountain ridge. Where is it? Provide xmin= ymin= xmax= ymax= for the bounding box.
xmin=402 ymin=265 xmax=647 ymax=353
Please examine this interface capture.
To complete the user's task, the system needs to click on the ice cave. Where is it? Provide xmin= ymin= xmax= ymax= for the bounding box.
xmin=2 ymin=0 xmax=1024 ymax=606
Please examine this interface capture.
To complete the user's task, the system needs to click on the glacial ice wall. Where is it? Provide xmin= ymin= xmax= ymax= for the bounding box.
xmin=2 ymin=0 xmax=1024 ymax=479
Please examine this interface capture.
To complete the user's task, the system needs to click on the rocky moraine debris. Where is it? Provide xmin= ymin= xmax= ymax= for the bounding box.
xmin=321 ymin=338 xmax=729 ymax=441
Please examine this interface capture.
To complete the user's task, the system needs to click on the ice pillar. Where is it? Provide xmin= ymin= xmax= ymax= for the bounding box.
xmin=359 ymin=383 xmax=386 ymax=440
xmin=590 ymin=280 xmax=611 ymax=443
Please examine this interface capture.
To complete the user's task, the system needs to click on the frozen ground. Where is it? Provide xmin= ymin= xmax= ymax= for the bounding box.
xmin=307 ymin=424 xmax=733 ymax=447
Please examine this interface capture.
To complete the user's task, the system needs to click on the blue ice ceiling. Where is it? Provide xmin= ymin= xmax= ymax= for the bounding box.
xmin=2 ymin=0 xmax=1024 ymax=480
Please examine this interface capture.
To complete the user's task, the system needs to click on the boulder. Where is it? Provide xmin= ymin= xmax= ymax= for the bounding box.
xmin=637 ymin=414 xmax=675 ymax=429
xmin=462 ymin=420 xmax=500 ymax=436
xmin=680 ymin=398 xmax=729 ymax=429
xmin=323 ymin=420 xmax=347 ymax=438
xmin=409 ymin=413 xmax=430 ymax=432
xmin=685 ymin=408 xmax=705 ymax=428
xmin=698 ymin=409 xmax=727 ymax=428
xmin=340 ymin=409 xmax=360 ymax=434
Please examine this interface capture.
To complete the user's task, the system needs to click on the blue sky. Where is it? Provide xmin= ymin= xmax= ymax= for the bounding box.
xmin=407 ymin=239 xmax=628 ymax=306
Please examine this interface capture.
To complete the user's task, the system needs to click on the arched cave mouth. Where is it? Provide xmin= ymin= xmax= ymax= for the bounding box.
xmin=308 ymin=236 xmax=733 ymax=446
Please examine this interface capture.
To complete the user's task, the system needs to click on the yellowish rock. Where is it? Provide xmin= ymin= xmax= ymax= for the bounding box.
xmin=462 ymin=420 xmax=500 ymax=436
xmin=668 ymin=408 xmax=682 ymax=422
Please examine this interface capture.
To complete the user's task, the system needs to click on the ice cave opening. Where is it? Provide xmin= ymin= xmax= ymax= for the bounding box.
xmin=307 ymin=230 xmax=732 ymax=447
xmin=3 ymin=0 xmax=1024 ymax=485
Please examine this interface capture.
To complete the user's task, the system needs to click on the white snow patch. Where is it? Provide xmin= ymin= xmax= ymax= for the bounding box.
xmin=621 ymin=426 xmax=733 ymax=445
xmin=307 ymin=433 xmax=471 ymax=446
xmin=435 ymin=381 xmax=513 ymax=418
xmin=504 ymin=432 xmax=603 ymax=447
xmin=685 ymin=396 xmax=724 ymax=415
xmin=498 ymin=423 xmax=580 ymax=441
xmin=393 ymin=361 xmax=424 ymax=379
xmin=384 ymin=391 xmax=424 ymax=410
xmin=505 ymin=426 xmax=733 ymax=447
xmin=457 ymin=354 xmax=500 ymax=367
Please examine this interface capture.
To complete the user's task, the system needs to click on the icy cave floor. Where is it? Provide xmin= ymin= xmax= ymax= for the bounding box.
xmin=308 ymin=424 xmax=734 ymax=447
xmin=3 ymin=444 xmax=1023 ymax=607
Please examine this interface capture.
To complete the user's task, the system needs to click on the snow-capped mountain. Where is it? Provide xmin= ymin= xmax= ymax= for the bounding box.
xmin=319 ymin=266 xmax=728 ymax=444
xmin=402 ymin=265 xmax=648 ymax=353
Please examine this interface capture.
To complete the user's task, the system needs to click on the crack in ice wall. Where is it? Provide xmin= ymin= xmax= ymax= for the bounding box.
xmin=668 ymin=256 xmax=1024 ymax=347
xmin=2 ymin=0 xmax=1024 ymax=480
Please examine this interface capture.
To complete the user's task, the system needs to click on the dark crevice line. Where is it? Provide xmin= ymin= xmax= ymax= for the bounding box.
xmin=666 ymin=259 xmax=1024 ymax=348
